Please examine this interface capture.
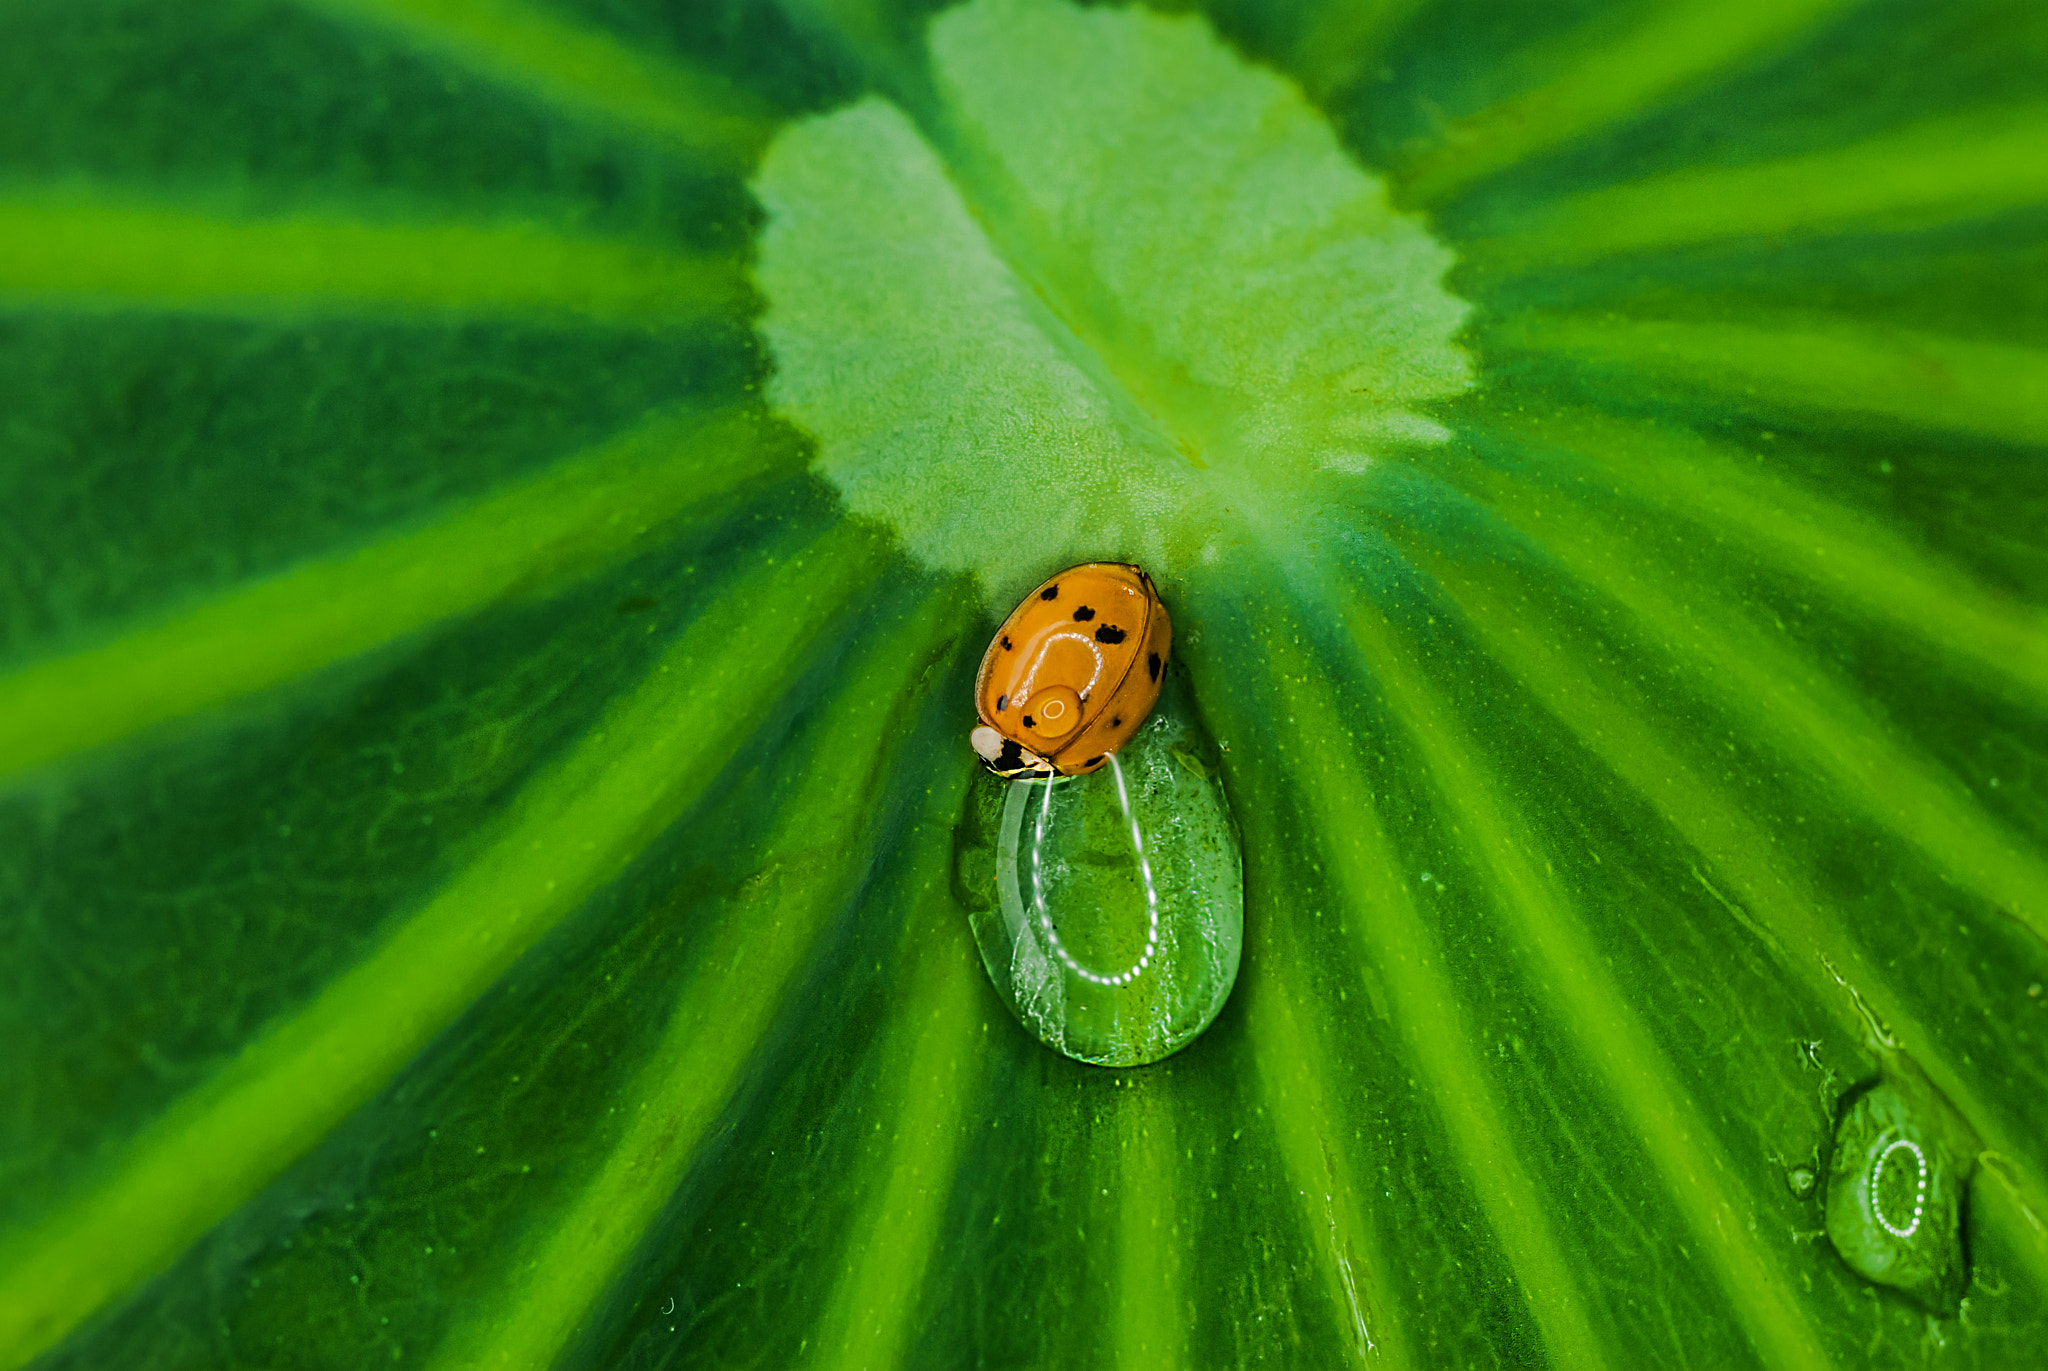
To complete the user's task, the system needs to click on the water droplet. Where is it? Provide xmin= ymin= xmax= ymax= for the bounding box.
xmin=1824 ymin=1077 xmax=1974 ymax=1313
xmin=955 ymin=671 xmax=1241 ymax=1065
xmin=1787 ymin=1165 xmax=1816 ymax=1198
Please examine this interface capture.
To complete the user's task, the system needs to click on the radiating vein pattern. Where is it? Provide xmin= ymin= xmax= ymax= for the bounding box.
xmin=293 ymin=0 xmax=774 ymax=163
xmin=1329 ymin=583 xmax=1834 ymax=1371
xmin=0 ymin=194 xmax=739 ymax=323
xmin=808 ymin=802 xmax=986 ymax=1371
xmin=1287 ymin=0 xmax=1427 ymax=103
xmin=1400 ymin=544 xmax=2048 ymax=1292
xmin=430 ymin=587 xmax=965 ymax=1371
xmin=1477 ymin=406 xmax=2048 ymax=699
xmin=1444 ymin=451 xmax=2048 ymax=938
xmin=1473 ymin=105 xmax=2048 ymax=269
xmin=1488 ymin=311 xmax=2048 ymax=446
xmin=5 ymin=0 xmax=2048 ymax=1364
xmin=1116 ymin=1080 xmax=1184 ymax=1371
xmin=0 ymin=404 xmax=794 ymax=786
xmin=1219 ymin=585 xmax=1608 ymax=1370
xmin=1394 ymin=0 xmax=1865 ymax=205
xmin=1221 ymin=785 xmax=1406 ymax=1368
xmin=0 ymin=520 xmax=887 ymax=1369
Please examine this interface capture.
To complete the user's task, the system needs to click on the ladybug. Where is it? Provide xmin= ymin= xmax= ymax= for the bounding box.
xmin=969 ymin=562 xmax=1172 ymax=779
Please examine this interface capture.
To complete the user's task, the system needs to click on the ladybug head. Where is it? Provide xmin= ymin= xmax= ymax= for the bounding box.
xmin=970 ymin=726 xmax=1056 ymax=780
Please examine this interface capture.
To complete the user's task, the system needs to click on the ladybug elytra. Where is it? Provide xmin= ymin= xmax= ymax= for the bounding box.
xmin=969 ymin=562 xmax=1172 ymax=779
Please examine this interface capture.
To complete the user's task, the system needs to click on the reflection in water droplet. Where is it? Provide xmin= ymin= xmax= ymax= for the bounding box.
xmin=1823 ymin=1078 xmax=1973 ymax=1314
xmin=954 ymin=670 xmax=1242 ymax=1066
xmin=1787 ymin=1165 xmax=1816 ymax=1198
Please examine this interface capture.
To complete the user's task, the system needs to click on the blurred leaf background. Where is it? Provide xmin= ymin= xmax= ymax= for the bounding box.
xmin=1 ymin=1 xmax=2045 ymax=1368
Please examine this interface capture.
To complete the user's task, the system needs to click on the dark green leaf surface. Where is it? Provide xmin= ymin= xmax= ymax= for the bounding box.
xmin=1 ymin=1 xmax=2044 ymax=1368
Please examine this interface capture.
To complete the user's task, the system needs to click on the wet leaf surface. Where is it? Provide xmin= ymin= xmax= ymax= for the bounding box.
xmin=2 ymin=1 xmax=2045 ymax=1367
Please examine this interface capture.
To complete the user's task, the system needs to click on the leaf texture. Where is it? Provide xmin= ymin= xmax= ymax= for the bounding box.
xmin=1 ymin=0 xmax=2044 ymax=1368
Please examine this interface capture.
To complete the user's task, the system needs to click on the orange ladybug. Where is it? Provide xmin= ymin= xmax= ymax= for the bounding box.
xmin=969 ymin=562 xmax=1172 ymax=779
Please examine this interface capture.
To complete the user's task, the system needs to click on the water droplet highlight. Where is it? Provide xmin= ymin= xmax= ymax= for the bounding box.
xmin=1823 ymin=1077 xmax=1974 ymax=1313
xmin=954 ymin=670 xmax=1241 ymax=1065
xmin=1787 ymin=1164 xmax=1816 ymax=1198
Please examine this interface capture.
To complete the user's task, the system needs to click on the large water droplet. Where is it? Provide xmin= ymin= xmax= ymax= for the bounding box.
xmin=954 ymin=671 xmax=1241 ymax=1065
xmin=1824 ymin=1075 xmax=1974 ymax=1313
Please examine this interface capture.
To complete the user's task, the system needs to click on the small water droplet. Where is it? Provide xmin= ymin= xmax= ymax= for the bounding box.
xmin=955 ymin=672 xmax=1241 ymax=1066
xmin=1824 ymin=1076 xmax=1974 ymax=1313
xmin=1787 ymin=1165 xmax=1816 ymax=1198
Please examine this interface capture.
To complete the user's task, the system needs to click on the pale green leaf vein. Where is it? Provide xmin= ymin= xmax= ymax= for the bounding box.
xmin=1485 ymin=311 xmax=2048 ymax=448
xmin=1403 ymin=543 xmax=2048 ymax=1294
xmin=1189 ymin=642 xmax=1407 ymax=1365
xmin=432 ymin=587 xmax=965 ymax=1371
xmin=1470 ymin=105 xmax=2048 ymax=271
xmin=1288 ymin=0 xmax=1429 ymax=104
xmin=293 ymin=0 xmax=773 ymax=164
xmin=1239 ymin=589 xmax=1610 ymax=1371
xmin=1397 ymin=0 xmax=1865 ymax=205
xmin=1116 ymin=1079 xmax=1185 ymax=1371
xmin=1480 ymin=406 xmax=2048 ymax=701
xmin=1448 ymin=449 xmax=2048 ymax=943
xmin=807 ymin=807 xmax=985 ymax=1371
xmin=0 ymin=404 xmax=792 ymax=787
xmin=0 ymin=520 xmax=890 ymax=1371
xmin=1232 ymin=874 xmax=1404 ymax=1368
xmin=0 ymin=193 xmax=739 ymax=323
xmin=1330 ymin=585 xmax=1833 ymax=1371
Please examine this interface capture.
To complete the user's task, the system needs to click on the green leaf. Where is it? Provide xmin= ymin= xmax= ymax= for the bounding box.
xmin=2 ymin=0 xmax=2045 ymax=1369
xmin=756 ymin=0 xmax=1471 ymax=599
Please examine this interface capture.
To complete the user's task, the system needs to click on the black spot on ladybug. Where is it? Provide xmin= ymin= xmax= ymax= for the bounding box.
xmin=996 ymin=695 xmax=1007 ymax=712
xmin=1085 ymin=756 xmax=1104 ymax=768
xmin=1072 ymin=605 xmax=1095 ymax=621
xmin=1147 ymin=652 xmax=1161 ymax=681
xmin=1094 ymin=624 xmax=1126 ymax=644
xmin=1040 ymin=584 xmax=1059 ymax=600
xmin=995 ymin=738 xmax=1027 ymax=771
xmin=1001 ymin=636 xmax=1013 ymax=651
xmin=1111 ymin=716 xmax=1123 ymax=728
xmin=1022 ymin=715 xmax=1035 ymax=728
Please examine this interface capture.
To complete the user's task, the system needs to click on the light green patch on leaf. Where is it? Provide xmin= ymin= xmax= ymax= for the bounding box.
xmin=1400 ymin=538 xmax=2048 ymax=1270
xmin=1474 ymin=405 xmax=2048 ymax=701
xmin=428 ymin=586 xmax=966 ymax=1371
xmin=1441 ymin=446 xmax=2048 ymax=943
xmin=1327 ymin=580 xmax=1835 ymax=1371
xmin=806 ymin=849 xmax=986 ymax=1371
xmin=0 ymin=404 xmax=790 ymax=785
xmin=1395 ymin=0 xmax=1868 ymax=205
xmin=1491 ymin=310 xmax=2048 ymax=447
xmin=1469 ymin=105 xmax=2048 ymax=271
xmin=0 ymin=519 xmax=888 ymax=1367
xmin=1113 ymin=1078 xmax=1185 ymax=1370
xmin=1234 ymin=596 xmax=1607 ymax=1371
xmin=0 ymin=192 xmax=740 ymax=323
xmin=754 ymin=0 xmax=1471 ymax=603
xmin=293 ymin=0 xmax=773 ymax=163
